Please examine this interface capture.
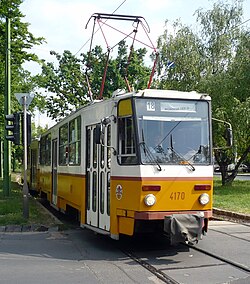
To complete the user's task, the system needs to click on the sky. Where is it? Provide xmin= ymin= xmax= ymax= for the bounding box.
xmin=19 ymin=0 xmax=250 ymax=126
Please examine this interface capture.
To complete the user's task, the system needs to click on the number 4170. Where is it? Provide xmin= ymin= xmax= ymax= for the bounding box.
xmin=170 ymin=192 xmax=185 ymax=200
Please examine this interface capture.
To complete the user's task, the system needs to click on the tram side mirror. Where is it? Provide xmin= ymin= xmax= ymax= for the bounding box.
xmin=96 ymin=115 xmax=116 ymax=146
xmin=95 ymin=124 xmax=102 ymax=144
xmin=212 ymin=118 xmax=233 ymax=149
xmin=102 ymin=117 xmax=111 ymax=125
xmin=226 ymin=127 xmax=233 ymax=147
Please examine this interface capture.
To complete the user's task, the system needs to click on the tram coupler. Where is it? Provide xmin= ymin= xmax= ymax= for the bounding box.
xmin=164 ymin=214 xmax=203 ymax=245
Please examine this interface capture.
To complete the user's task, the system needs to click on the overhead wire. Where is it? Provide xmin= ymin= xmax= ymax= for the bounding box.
xmin=74 ymin=0 xmax=127 ymax=56
xmin=231 ymin=18 xmax=250 ymax=30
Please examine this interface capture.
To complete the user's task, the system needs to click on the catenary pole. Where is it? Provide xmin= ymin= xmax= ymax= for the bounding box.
xmin=22 ymin=95 xmax=29 ymax=218
xmin=3 ymin=16 xmax=11 ymax=196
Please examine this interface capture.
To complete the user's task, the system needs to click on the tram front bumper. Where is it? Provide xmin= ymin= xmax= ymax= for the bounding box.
xmin=164 ymin=213 xmax=203 ymax=245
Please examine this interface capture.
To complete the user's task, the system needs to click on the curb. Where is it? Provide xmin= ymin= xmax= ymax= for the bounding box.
xmin=0 ymin=197 xmax=64 ymax=233
xmin=213 ymin=208 xmax=250 ymax=222
xmin=0 ymin=224 xmax=61 ymax=233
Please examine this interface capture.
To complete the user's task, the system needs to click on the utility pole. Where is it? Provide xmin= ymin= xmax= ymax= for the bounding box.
xmin=3 ymin=16 xmax=11 ymax=196
xmin=22 ymin=95 xmax=29 ymax=218
xmin=15 ymin=93 xmax=34 ymax=219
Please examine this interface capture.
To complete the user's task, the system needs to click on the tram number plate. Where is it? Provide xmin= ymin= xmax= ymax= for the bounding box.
xmin=170 ymin=192 xmax=185 ymax=200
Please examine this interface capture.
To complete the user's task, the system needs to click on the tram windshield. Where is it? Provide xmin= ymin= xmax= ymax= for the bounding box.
xmin=134 ymin=98 xmax=211 ymax=165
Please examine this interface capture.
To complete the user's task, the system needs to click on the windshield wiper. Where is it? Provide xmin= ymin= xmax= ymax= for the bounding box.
xmin=140 ymin=129 xmax=162 ymax=171
xmin=169 ymin=135 xmax=195 ymax=171
xmin=188 ymin=145 xmax=209 ymax=163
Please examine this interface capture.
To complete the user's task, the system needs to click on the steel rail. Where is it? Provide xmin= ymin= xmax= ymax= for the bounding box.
xmin=121 ymin=249 xmax=180 ymax=284
xmin=185 ymin=243 xmax=250 ymax=274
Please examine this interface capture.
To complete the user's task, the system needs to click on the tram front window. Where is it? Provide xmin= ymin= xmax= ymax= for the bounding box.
xmin=135 ymin=98 xmax=211 ymax=165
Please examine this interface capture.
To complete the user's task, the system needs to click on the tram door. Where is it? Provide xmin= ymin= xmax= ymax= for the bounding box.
xmin=51 ymin=139 xmax=58 ymax=205
xmin=86 ymin=124 xmax=111 ymax=231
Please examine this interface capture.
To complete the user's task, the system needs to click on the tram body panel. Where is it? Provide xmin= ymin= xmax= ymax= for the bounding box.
xmin=39 ymin=168 xmax=52 ymax=200
xmin=110 ymin=164 xmax=213 ymax=211
xmin=27 ymin=140 xmax=40 ymax=192
xmin=56 ymin=173 xmax=84 ymax=210
xmin=108 ymin=163 xmax=213 ymax=238
xmin=111 ymin=176 xmax=213 ymax=212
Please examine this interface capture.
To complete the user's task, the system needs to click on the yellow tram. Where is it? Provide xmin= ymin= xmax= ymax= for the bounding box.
xmin=28 ymin=88 xmax=213 ymax=244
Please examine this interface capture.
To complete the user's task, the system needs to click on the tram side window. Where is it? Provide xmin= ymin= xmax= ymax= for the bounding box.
xmin=69 ymin=116 xmax=81 ymax=165
xmin=59 ymin=116 xmax=81 ymax=166
xmin=118 ymin=116 xmax=138 ymax=165
xmin=86 ymin=128 xmax=91 ymax=168
xmin=59 ymin=124 xmax=68 ymax=165
xmin=107 ymin=124 xmax=111 ymax=169
xmin=93 ymin=127 xmax=97 ymax=168
xmin=40 ymin=133 xmax=51 ymax=165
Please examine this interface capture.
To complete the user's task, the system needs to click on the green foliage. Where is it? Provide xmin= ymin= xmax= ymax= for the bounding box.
xmin=0 ymin=187 xmax=25 ymax=225
xmin=195 ymin=0 xmax=243 ymax=74
xmin=227 ymin=31 xmax=250 ymax=102
xmin=0 ymin=178 xmax=60 ymax=226
xmin=125 ymin=47 xmax=151 ymax=90
xmin=37 ymin=50 xmax=87 ymax=120
xmin=213 ymin=179 xmax=250 ymax=214
xmin=156 ymin=0 xmax=249 ymax=185
xmin=156 ymin=21 xmax=204 ymax=91
xmin=32 ymin=123 xmax=49 ymax=139
xmin=38 ymin=41 xmax=151 ymax=120
xmin=0 ymin=1 xmax=46 ymax=176
xmin=0 ymin=0 xmax=45 ymax=136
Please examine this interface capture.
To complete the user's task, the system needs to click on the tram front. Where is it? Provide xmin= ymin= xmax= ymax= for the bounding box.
xmin=113 ymin=90 xmax=213 ymax=244
xmin=133 ymin=91 xmax=213 ymax=244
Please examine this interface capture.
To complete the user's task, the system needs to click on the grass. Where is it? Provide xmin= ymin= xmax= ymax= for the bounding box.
xmin=213 ymin=178 xmax=250 ymax=215
xmin=0 ymin=178 xmax=58 ymax=227
xmin=0 ymin=176 xmax=249 ymax=226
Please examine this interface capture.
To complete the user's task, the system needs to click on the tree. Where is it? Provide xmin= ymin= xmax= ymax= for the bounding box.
xmin=0 ymin=0 xmax=45 ymax=136
xmin=38 ymin=41 xmax=151 ymax=120
xmin=38 ymin=50 xmax=87 ymax=121
xmin=227 ymin=31 xmax=250 ymax=102
xmin=0 ymin=0 xmax=45 ymax=176
xmin=155 ymin=20 xmax=204 ymax=91
xmin=214 ymin=31 xmax=250 ymax=184
xmin=84 ymin=41 xmax=151 ymax=96
xmin=212 ymin=97 xmax=250 ymax=185
xmin=196 ymin=1 xmax=249 ymax=185
xmin=195 ymin=0 xmax=243 ymax=75
xmin=156 ymin=0 xmax=249 ymax=185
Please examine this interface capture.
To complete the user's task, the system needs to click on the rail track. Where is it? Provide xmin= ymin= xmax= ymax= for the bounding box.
xmin=121 ymin=248 xmax=179 ymax=284
xmin=40 ymin=200 xmax=250 ymax=283
xmin=117 ymin=219 xmax=250 ymax=284
xmin=186 ymin=241 xmax=250 ymax=274
xmin=119 ymin=239 xmax=250 ymax=284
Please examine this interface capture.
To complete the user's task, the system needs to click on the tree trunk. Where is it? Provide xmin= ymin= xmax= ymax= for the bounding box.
xmin=215 ymin=145 xmax=250 ymax=186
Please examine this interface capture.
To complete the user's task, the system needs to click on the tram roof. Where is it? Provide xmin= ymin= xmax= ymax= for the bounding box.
xmin=122 ymin=89 xmax=211 ymax=101
xmin=73 ymin=88 xmax=211 ymax=117
xmin=135 ymin=89 xmax=211 ymax=101
xmin=85 ymin=88 xmax=211 ymax=103
xmin=38 ymin=88 xmax=211 ymax=137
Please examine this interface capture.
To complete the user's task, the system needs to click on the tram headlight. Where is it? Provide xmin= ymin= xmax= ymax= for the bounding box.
xmin=144 ymin=194 xmax=156 ymax=206
xmin=199 ymin=193 xmax=210 ymax=205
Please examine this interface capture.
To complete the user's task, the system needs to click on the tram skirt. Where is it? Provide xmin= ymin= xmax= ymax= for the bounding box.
xmin=164 ymin=214 xmax=203 ymax=245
